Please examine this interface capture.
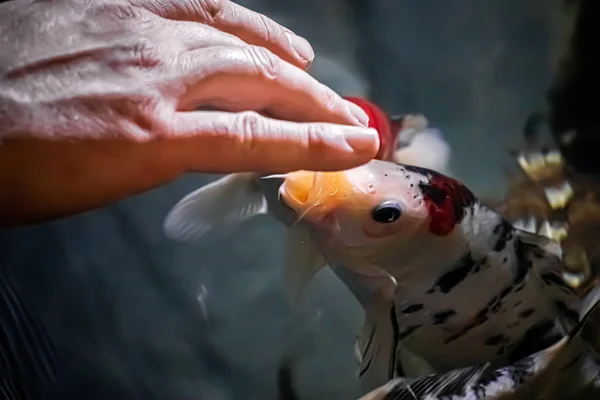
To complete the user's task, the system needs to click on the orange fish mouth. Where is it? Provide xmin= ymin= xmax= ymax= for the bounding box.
xmin=280 ymin=170 xmax=356 ymax=222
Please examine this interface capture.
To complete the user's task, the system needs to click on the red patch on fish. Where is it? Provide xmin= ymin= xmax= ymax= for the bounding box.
xmin=403 ymin=165 xmax=476 ymax=236
xmin=343 ymin=96 xmax=399 ymax=161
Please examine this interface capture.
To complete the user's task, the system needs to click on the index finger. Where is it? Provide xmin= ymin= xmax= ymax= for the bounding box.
xmin=134 ymin=0 xmax=314 ymax=69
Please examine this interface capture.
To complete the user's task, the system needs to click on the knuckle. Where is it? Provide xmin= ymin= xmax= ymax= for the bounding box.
xmin=186 ymin=0 xmax=226 ymax=24
xmin=320 ymin=84 xmax=339 ymax=111
xmin=243 ymin=45 xmax=281 ymax=80
xmin=303 ymin=124 xmax=333 ymax=149
xmin=129 ymin=38 xmax=162 ymax=68
xmin=256 ymin=13 xmax=275 ymax=41
xmin=90 ymin=2 xmax=153 ymax=24
xmin=230 ymin=111 xmax=266 ymax=150
xmin=107 ymin=37 xmax=163 ymax=71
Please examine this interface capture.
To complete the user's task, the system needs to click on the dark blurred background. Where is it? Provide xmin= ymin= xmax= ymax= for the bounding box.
xmin=0 ymin=0 xmax=582 ymax=399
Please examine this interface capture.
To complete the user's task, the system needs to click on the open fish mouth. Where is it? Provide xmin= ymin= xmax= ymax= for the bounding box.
xmin=278 ymin=171 xmax=349 ymax=224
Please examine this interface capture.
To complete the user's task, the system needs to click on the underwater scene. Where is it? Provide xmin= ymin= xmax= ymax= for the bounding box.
xmin=1 ymin=0 xmax=600 ymax=399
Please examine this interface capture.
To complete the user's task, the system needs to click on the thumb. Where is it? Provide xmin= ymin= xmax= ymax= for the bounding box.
xmin=166 ymin=111 xmax=380 ymax=173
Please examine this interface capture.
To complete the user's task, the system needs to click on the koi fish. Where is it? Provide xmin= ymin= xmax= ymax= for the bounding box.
xmin=274 ymin=159 xmax=583 ymax=392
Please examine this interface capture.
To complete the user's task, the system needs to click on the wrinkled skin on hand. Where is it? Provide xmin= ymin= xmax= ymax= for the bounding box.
xmin=0 ymin=0 xmax=379 ymax=226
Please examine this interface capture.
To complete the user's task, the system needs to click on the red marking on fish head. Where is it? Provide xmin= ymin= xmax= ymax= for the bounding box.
xmin=343 ymin=96 xmax=401 ymax=161
xmin=404 ymin=165 xmax=476 ymax=236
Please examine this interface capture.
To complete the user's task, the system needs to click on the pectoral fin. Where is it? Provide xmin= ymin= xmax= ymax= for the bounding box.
xmin=356 ymin=275 xmax=398 ymax=390
xmin=164 ymin=173 xmax=266 ymax=242
xmin=396 ymin=345 xmax=435 ymax=378
xmin=282 ymin=224 xmax=326 ymax=307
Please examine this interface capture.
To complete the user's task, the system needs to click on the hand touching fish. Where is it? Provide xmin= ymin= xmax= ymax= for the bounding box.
xmin=0 ymin=0 xmax=379 ymax=226
xmin=163 ymin=97 xmax=452 ymax=242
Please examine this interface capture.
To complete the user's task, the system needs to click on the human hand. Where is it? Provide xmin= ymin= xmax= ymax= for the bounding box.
xmin=0 ymin=0 xmax=379 ymax=226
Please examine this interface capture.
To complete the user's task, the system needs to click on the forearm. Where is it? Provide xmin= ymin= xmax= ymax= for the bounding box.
xmin=0 ymin=138 xmax=182 ymax=227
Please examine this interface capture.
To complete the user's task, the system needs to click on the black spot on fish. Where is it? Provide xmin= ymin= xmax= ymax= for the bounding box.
xmin=397 ymin=325 xmax=422 ymax=341
xmin=514 ymin=282 xmax=526 ymax=293
xmin=492 ymin=220 xmax=514 ymax=252
xmin=512 ymin=239 xmax=532 ymax=286
xmin=518 ymin=308 xmax=535 ymax=319
xmin=472 ymin=256 xmax=488 ymax=273
xmin=503 ymin=256 xmax=508 ymax=263
xmin=507 ymin=320 xmax=560 ymax=363
xmin=401 ymin=304 xmax=424 ymax=314
xmin=506 ymin=321 xmax=520 ymax=329
xmin=500 ymin=286 xmax=513 ymax=298
xmin=487 ymin=296 xmax=499 ymax=308
xmin=486 ymin=286 xmax=513 ymax=314
xmin=541 ymin=272 xmax=576 ymax=295
xmin=484 ymin=334 xmax=507 ymax=346
xmin=419 ymin=182 xmax=446 ymax=205
xmin=514 ymin=301 xmax=522 ymax=307
xmin=496 ymin=345 xmax=506 ymax=355
xmin=444 ymin=308 xmax=489 ymax=344
xmin=554 ymin=300 xmax=579 ymax=326
xmin=432 ymin=309 xmax=457 ymax=325
xmin=491 ymin=301 xmax=502 ymax=314
xmin=427 ymin=253 xmax=477 ymax=294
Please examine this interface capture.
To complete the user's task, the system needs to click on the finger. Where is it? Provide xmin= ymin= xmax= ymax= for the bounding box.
xmin=135 ymin=0 xmax=314 ymax=69
xmin=172 ymin=45 xmax=370 ymax=127
xmin=162 ymin=110 xmax=380 ymax=173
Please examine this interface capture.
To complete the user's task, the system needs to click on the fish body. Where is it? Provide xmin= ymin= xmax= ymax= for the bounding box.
xmin=359 ymin=286 xmax=600 ymax=400
xmin=276 ymin=160 xmax=583 ymax=390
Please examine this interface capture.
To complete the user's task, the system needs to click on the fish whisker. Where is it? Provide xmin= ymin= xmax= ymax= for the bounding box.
xmin=261 ymin=174 xmax=289 ymax=180
xmin=292 ymin=203 xmax=318 ymax=227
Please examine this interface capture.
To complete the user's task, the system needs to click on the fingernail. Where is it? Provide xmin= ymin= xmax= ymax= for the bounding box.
xmin=285 ymin=31 xmax=315 ymax=65
xmin=345 ymin=100 xmax=370 ymax=127
xmin=343 ymin=127 xmax=380 ymax=153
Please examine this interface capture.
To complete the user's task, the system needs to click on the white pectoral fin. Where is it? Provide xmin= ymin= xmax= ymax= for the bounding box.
xmin=163 ymin=173 xmax=266 ymax=242
xmin=356 ymin=275 xmax=398 ymax=390
xmin=396 ymin=345 xmax=435 ymax=378
xmin=282 ymin=224 xmax=326 ymax=307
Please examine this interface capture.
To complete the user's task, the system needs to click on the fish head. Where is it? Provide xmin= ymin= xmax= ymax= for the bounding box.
xmin=279 ymin=160 xmax=475 ymax=259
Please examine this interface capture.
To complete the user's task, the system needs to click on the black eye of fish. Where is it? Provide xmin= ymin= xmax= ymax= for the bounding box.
xmin=371 ymin=201 xmax=402 ymax=223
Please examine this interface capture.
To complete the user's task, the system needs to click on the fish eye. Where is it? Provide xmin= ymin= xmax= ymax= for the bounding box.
xmin=371 ymin=201 xmax=402 ymax=223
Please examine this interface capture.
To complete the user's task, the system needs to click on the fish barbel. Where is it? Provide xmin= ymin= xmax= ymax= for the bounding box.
xmin=277 ymin=159 xmax=585 ymax=391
